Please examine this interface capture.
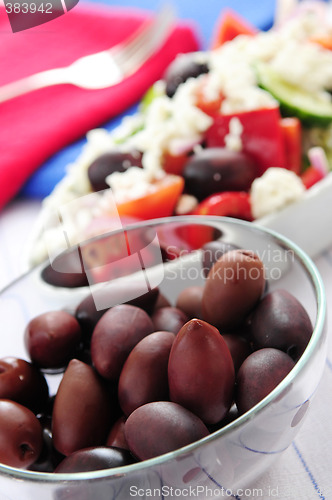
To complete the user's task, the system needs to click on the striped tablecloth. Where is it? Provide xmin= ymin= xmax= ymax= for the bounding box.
xmin=0 ymin=199 xmax=331 ymax=500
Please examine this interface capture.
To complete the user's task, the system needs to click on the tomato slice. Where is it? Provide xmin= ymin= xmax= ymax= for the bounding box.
xmin=300 ymin=166 xmax=325 ymax=189
xmin=162 ymin=152 xmax=189 ymax=176
xmin=192 ymin=191 xmax=253 ymax=221
xmin=195 ymin=75 xmax=224 ymax=115
xmin=211 ymin=8 xmax=258 ymax=49
xmin=281 ymin=117 xmax=302 ymax=175
xmin=115 ymin=175 xmax=184 ymax=220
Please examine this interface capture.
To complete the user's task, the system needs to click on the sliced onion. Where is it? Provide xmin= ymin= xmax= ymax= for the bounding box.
xmin=307 ymin=146 xmax=330 ymax=177
xmin=167 ymin=136 xmax=202 ymax=156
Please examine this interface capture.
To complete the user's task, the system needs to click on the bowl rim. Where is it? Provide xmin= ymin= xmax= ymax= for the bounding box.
xmin=0 ymin=215 xmax=326 ymax=483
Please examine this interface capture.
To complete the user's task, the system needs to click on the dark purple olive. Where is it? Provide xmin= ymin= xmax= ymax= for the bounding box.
xmin=55 ymin=446 xmax=135 ymax=473
xmin=0 ymin=399 xmax=43 ymax=469
xmin=222 ymin=334 xmax=252 ymax=373
xmin=183 ymin=148 xmax=258 ymax=201
xmin=168 ymin=319 xmax=235 ymax=424
xmin=164 ymin=53 xmax=209 ymax=98
xmin=52 ymin=359 xmax=113 ymax=456
xmin=88 ymin=150 xmax=142 ymax=192
xmin=106 ymin=416 xmax=129 ymax=450
xmin=125 ymin=401 xmax=209 ymax=460
xmin=151 ymin=307 xmax=189 ymax=334
xmin=250 ymin=289 xmax=313 ymax=361
xmin=75 ymin=286 xmax=159 ymax=343
xmin=0 ymin=357 xmax=49 ymax=414
xmin=208 ymin=404 xmax=239 ymax=433
xmin=153 ymin=293 xmax=171 ymax=310
xmin=24 ymin=311 xmax=82 ymax=369
xmin=29 ymin=416 xmax=64 ymax=472
xmin=235 ymin=348 xmax=295 ymax=414
xmin=118 ymin=331 xmax=175 ymax=416
xmin=202 ymin=240 xmax=239 ymax=277
xmin=175 ymin=286 xmax=203 ymax=319
xmin=202 ymin=249 xmax=265 ymax=330
xmin=91 ymin=305 xmax=154 ymax=381
xmin=41 ymin=249 xmax=89 ymax=288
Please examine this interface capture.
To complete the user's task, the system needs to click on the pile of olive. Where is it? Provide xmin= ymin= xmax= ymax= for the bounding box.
xmin=0 ymin=242 xmax=313 ymax=473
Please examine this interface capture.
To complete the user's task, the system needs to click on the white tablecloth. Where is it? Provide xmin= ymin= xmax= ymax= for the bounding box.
xmin=0 ymin=199 xmax=331 ymax=500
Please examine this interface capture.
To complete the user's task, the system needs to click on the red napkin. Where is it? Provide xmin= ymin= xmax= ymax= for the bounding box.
xmin=0 ymin=4 xmax=200 ymax=210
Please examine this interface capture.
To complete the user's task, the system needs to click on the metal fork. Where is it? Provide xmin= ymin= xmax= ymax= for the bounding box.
xmin=0 ymin=5 xmax=175 ymax=104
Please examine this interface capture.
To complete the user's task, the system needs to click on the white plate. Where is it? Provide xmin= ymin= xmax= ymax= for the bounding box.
xmin=255 ymin=172 xmax=332 ymax=258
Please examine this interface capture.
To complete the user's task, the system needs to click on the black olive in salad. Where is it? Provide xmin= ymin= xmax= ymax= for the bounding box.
xmin=164 ymin=53 xmax=209 ymax=98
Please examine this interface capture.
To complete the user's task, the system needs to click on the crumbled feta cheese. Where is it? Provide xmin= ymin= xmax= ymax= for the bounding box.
xmin=270 ymin=40 xmax=332 ymax=95
xmin=224 ymin=117 xmax=243 ymax=152
xmin=105 ymin=166 xmax=156 ymax=204
xmin=251 ymin=167 xmax=306 ymax=219
xmin=175 ymin=194 xmax=199 ymax=215
xmin=126 ymin=78 xmax=213 ymax=177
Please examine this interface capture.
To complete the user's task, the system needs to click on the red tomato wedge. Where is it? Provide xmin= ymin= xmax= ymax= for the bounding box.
xmin=301 ymin=166 xmax=325 ymax=189
xmin=211 ymin=8 xmax=258 ymax=49
xmin=281 ymin=117 xmax=302 ymax=175
xmin=162 ymin=152 xmax=189 ymax=176
xmin=206 ymin=107 xmax=286 ymax=175
xmin=195 ymin=75 xmax=224 ymax=115
xmin=183 ymin=191 xmax=253 ymax=250
xmin=192 ymin=191 xmax=253 ymax=221
xmin=114 ymin=175 xmax=184 ymax=220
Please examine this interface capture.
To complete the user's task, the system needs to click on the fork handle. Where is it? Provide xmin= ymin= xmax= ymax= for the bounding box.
xmin=0 ymin=69 xmax=65 ymax=104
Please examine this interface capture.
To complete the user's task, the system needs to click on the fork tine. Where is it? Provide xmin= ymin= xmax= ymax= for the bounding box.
xmin=114 ymin=5 xmax=176 ymax=65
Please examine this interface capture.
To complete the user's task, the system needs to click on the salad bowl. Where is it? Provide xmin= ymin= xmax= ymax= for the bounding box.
xmin=0 ymin=216 xmax=327 ymax=500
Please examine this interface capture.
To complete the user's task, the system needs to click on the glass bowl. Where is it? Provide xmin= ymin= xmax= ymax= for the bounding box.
xmin=0 ymin=216 xmax=327 ymax=500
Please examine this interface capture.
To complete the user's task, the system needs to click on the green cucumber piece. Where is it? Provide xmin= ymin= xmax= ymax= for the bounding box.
xmin=140 ymin=81 xmax=166 ymax=113
xmin=256 ymin=62 xmax=332 ymax=128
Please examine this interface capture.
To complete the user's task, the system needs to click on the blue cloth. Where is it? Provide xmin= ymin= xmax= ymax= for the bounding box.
xmin=21 ymin=0 xmax=277 ymax=198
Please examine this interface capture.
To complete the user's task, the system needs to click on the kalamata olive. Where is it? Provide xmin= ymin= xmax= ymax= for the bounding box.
xmin=202 ymin=240 xmax=239 ymax=277
xmin=41 ymin=250 xmax=89 ymax=288
xmin=175 ymin=286 xmax=203 ymax=319
xmin=183 ymin=148 xmax=258 ymax=201
xmin=55 ymin=446 xmax=135 ymax=473
xmin=52 ymin=359 xmax=113 ymax=456
xmin=118 ymin=331 xmax=175 ymax=416
xmin=91 ymin=305 xmax=154 ymax=381
xmin=202 ymin=249 xmax=265 ymax=330
xmin=124 ymin=401 xmax=209 ymax=460
xmin=250 ymin=289 xmax=313 ymax=361
xmin=208 ymin=404 xmax=239 ymax=433
xmin=222 ymin=334 xmax=252 ymax=373
xmin=0 ymin=357 xmax=49 ymax=414
xmin=164 ymin=53 xmax=209 ymax=98
xmin=24 ymin=311 xmax=82 ymax=369
xmin=153 ymin=293 xmax=171 ymax=310
xmin=29 ymin=416 xmax=64 ymax=472
xmin=88 ymin=150 xmax=143 ymax=191
xmin=168 ymin=319 xmax=235 ymax=424
xmin=0 ymin=399 xmax=43 ymax=469
xmin=106 ymin=416 xmax=129 ymax=450
xmin=151 ymin=307 xmax=189 ymax=334
xmin=235 ymin=348 xmax=295 ymax=414
xmin=75 ymin=286 xmax=159 ymax=343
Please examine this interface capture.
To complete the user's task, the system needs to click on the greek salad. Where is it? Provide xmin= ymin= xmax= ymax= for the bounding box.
xmin=28 ymin=0 xmax=332 ymax=266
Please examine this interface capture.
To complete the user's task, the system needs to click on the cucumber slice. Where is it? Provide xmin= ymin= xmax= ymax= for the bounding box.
xmin=140 ymin=81 xmax=166 ymax=113
xmin=256 ymin=62 xmax=332 ymax=128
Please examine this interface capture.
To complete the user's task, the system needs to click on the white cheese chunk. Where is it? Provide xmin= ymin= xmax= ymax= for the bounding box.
xmin=251 ymin=167 xmax=306 ymax=219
